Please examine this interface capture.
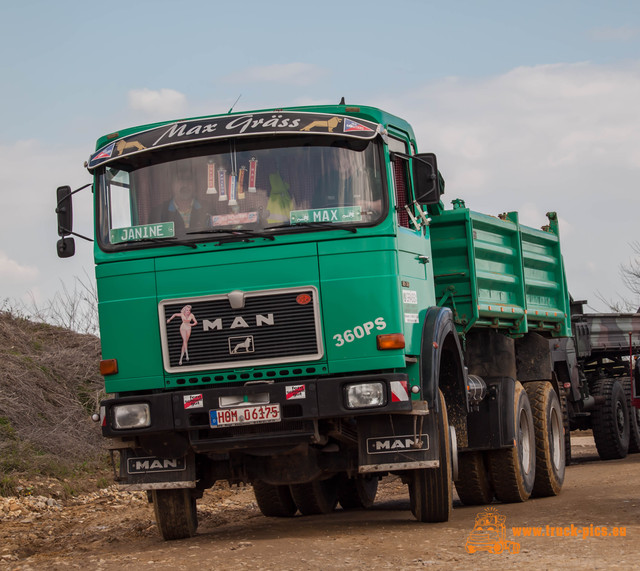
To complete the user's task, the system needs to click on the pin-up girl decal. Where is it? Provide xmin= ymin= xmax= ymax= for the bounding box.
xmin=167 ymin=305 xmax=197 ymax=365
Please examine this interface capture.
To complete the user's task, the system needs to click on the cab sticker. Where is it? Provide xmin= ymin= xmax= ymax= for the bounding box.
xmin=290 ymin=206 xmax=362 ymax=224
xmin=333 ymin=317 xmax=386 ymax=347
xmin=286 ymin=385 xmax=306 ymax=400
xmin=110 ymin=222 xmax=175 ymax=244
xmin=184 ymin=394 xmax=204 ymax=409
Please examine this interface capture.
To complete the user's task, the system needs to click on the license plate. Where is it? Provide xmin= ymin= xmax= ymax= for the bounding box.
xmin=209 ymin=404 xmax=281 ymax=428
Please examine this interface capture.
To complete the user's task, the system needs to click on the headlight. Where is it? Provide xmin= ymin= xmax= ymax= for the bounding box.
xmin=344 ymin=382 xmax=386 ymax=409
xmin=113 ymin=403 xmax=151 ymax=429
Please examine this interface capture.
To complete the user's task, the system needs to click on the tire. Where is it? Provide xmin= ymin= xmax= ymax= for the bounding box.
xmin=622 ymin=378 xmax=640 ymax=454
xmin=253 ymin=481 xmax=297 ymax=517
xmin=591 ymin=378 xmax=629 ymax=460
xmin=408 ymin=389 xmax=452 ymax=522
xmin=337 ymin=474 xmax=378 ymax=510
xmin=152 ymin=488 xmax=198 ymax=540
xmin=560 ymin=393 xmax=572 ymax=466
xmin=454 ymin=451 xmax=494 ymax=506
xmin=487 ymin=381 xmax=536 ymax=503
xmin=524 ymin=381 xmax=565 ymax=497
xmin=289 ymin=477 xmax=338 ymax=515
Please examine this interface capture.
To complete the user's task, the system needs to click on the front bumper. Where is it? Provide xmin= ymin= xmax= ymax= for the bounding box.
xmin=102 ymin=373 xmax=412 ymax=452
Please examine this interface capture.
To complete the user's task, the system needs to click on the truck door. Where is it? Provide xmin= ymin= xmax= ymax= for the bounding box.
xmin=388 ymin=135 xmax=435 ymax=355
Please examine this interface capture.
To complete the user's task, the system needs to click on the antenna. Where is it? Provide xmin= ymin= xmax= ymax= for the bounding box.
xmin=339 ymin=96 xmax=346 ymax=105
xmin=228 ymin=94 xmax=242 ymax=114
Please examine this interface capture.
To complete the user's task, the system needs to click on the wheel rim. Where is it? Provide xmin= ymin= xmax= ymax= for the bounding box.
xmin=550 ymin=406 xmax=563 ymax=470
xmin=519 ymin=409 xmax=533 ymax=475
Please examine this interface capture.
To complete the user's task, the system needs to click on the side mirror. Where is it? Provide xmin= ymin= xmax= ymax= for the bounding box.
xmin=412 ymin=153 xmax=441 ymax=204
xmin=57 ymin=237 xmax=76 ymax=258
xmin=56 ymin=185 xmax=73 ymax=237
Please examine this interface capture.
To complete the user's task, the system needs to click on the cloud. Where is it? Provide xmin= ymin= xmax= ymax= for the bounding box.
xmin=0 ymin=140 xmax=93 ymax=304
xmin=128 ymin=88 xmax=187 ymax=116
xmin=0 ymin=251 xmax=38 ymax=283
xmin=225 ymin=63 xmax=327 ymax=86
xmin=374 ymin=61 xmax=640 ymax=308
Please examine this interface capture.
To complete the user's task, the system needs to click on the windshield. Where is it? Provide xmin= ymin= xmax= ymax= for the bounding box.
xmin=97 ymin=136 xmax=385 ymax=248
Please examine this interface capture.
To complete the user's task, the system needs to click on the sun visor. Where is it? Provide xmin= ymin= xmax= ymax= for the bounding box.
xmin=87 ymin=112 xmax=383 ymax=171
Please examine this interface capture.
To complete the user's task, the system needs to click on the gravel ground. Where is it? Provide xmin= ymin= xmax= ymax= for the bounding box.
xmin=1 ymin=434 xmax=639 ymax=570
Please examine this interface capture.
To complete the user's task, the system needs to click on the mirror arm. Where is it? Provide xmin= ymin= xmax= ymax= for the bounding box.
xmin=60 ymin=228 xmax=93 ymax=243
xmin=55 ymin=183 xmax=92 ymax=211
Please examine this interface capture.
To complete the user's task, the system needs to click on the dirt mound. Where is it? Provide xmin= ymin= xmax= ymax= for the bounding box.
xmin=0 ymin=310 xmax=105 ymax=487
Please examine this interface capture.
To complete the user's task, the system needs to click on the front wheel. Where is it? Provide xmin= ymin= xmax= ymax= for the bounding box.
xmin=152 ymin=488 xmax=198 ymax=541
xmin=454 ymin=451 xmax=494 ymax=506
xmin=408 ymin=389 xmax=452 ymax=522
xmin=337 ymin=474 xmax=378 ymax=510
xmin=253 ymin=481 xmax=297 ymax=517
xmin=290 ymin=477 xmax=338 ymax=515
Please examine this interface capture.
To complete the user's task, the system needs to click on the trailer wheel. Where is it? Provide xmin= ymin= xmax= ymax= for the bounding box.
xmin=290 ymin=477 xmax=338 ymax=515
xmin=525 ymin=381 xmax=565 ymax=497
xmin=253 ymin=481 xmax=297 ymax=517
xmin=487 ymin=381 xmax=536 ymax=502
xmin=408 ymin=389 xmax=452 ymax=522
xmin=622 ymin=378 xmax=640 ymax=454
xmin=337 ymin=474 xmax=378 ymax=510
xmin=152 ymin=488 xmax=198 ymax=540
xmin=592 ymin=378 xmax=629 ymax=460
xmin=454 ymin=451 xmax=494 ymax=505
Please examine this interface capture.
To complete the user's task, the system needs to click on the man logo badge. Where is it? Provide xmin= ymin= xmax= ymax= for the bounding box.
xmin=366 ymin=435 xmax=429 ymax=454
xmin=229 ymin=335 xmax=254 ymax=354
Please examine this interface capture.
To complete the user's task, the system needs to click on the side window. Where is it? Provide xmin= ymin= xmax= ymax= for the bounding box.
xmin=107 ymin=170 xmax=134 ymax=229
xmin=388 ymin=137 xmax=412 ymax=228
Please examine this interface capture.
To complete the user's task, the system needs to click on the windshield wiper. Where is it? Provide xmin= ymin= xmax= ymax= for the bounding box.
xmin=268 ymin=222 xmax=358 ymax=233
xmin=186 ymin=228 xmax=276 ymax=244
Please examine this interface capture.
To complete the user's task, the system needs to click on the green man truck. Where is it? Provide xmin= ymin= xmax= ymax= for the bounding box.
xmin=55 ymin=103 xmax=639 ymax=540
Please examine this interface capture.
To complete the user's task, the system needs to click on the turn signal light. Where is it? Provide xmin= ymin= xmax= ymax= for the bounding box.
xmin=376 ymin=333 xmax=405 ymax=350
xmin=100 ymin=359 xmax=118 ymax=376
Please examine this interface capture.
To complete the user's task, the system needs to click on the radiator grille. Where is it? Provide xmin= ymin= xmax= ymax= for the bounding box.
xmin=160 ymin=288 xmax=322 ymax=373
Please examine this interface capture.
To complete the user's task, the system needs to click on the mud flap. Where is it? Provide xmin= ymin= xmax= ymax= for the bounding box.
xmin=357 ymin=408 xmax=438 ymax=473
xmin=117 ymin=448 xmax=196 ymax=490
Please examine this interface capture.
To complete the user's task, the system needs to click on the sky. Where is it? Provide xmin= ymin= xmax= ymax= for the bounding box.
xmin=2 ymin=0 xmax=640 ymax=316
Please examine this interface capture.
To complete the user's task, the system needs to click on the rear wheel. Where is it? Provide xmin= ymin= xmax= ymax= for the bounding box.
xmin=253 ymin=481 xmax=297 ymax=517
xmin=337 ymin=474 xmax=378 ymax=510
xmin=622 ymin=378 xmax=640 ymax=453
xmin=592 ymin=378 xmax=629 ymax=460
xmin=290 ymin=477 xmax=338 ymax=515
xmin=408 ymin=389 xmax=452 ymax=522
xmin=525 ymin=381 xmax=565 ymax=497
xmin=454 ymin=451 xmax=494 ymax=505
xmin=487 ymin=381 xmax=536 ymax=503
xmin=152 ymin=488 xmax=198 ymax=540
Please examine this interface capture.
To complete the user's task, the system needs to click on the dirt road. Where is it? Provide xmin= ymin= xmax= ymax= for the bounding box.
xmin=2 ymin=434 xmax=639 ymax=570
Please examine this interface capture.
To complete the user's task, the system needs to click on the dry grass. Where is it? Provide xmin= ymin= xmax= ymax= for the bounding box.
xmin=0 ymin=309 xmax=108 ymax=495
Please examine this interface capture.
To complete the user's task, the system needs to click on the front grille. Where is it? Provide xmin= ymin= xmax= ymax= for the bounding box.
xmin=160 ymin=287 xmax=322 ymax=372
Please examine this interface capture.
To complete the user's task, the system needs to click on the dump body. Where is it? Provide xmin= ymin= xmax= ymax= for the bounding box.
xmin=430 ymin=202 xmax=570 ymax=338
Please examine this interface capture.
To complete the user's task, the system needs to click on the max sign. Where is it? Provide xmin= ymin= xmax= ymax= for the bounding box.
xmin=88 ymin=112 xmax=380 ymax=170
